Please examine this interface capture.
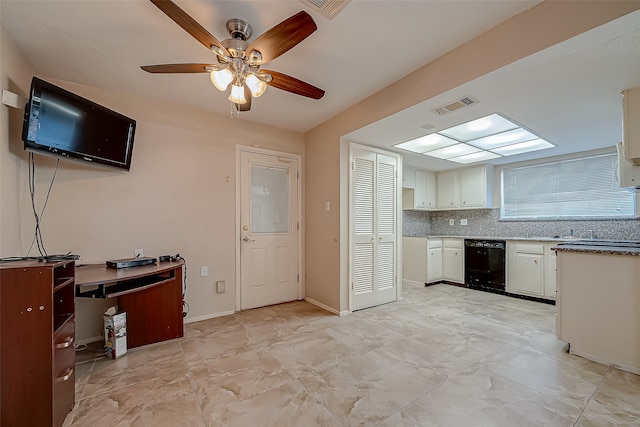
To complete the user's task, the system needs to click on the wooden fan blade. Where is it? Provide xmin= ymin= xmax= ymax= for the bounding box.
xmin=149 ymin=0 xmax=228 ymax=54
xmin=141 ymin=63 xmax=213 ymax=73
xmin=261 ymin=70 xmax=324 ymax=100
xmin=246 ymin=11 xmax=316 ymax=65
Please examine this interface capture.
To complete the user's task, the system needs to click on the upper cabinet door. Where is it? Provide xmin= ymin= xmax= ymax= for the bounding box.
xmin=459 ymin=165 xmax=486 ymax=208
xmin=436 ymin=170 xmax=459 ymax=209
xmin=402 ymin=166 xmax=416 ymax=189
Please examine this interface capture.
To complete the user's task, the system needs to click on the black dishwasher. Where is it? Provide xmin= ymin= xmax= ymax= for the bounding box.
xmin=464 ymin=239 xmax=506 ymax=293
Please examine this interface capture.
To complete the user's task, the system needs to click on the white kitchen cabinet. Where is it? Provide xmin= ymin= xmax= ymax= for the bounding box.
xmin=403 ymin=169 xmax=436 ymax=210
xmin=402 ymin=237 xmax=427 ymax=284
xmin=436 ymin=170 xmax=459 ymax=209
xmin=459 ymin=165 xmax=488 ymax=208
xmin=437 ymin=165 xmax=492 ymax=210
xmin=442 ymin=238 xmax=464 ymax=284
xmin=506 ymin=241 xmax=556 ymax=299
xmin=402 ymin=166 xmax=416 ymax=189
xmin=544 ymin=245 xmax=557 ymax=298
xmin=426 ymin=238 xmax=443 ymax=283
xmin=414 ymin=170 xmax=436 ymax=209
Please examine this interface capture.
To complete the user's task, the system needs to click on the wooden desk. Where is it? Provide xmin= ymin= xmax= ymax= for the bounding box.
xmin=75 ymin=261 xmax=184 ymax=348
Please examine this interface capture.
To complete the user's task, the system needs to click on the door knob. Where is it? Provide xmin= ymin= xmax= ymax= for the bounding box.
xmin=242 ymin=236 xmax=255 ymax=242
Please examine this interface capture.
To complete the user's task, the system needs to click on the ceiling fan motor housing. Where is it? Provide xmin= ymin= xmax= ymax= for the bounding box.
xmin=226 ymin=18 xmax=252 ymax=40
xmin=221 ymin=38 xmax=249 ymax=59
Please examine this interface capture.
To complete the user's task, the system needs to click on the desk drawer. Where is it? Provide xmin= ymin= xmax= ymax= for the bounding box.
xmin=53 ymin=316 xmax=75 ymax=426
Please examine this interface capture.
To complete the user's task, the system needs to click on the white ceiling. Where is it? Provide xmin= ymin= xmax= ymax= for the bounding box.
xmin=2 ymin=1 xmax=639 ymax=171
xmin=347 ymin=8 xmax=640 ymax=170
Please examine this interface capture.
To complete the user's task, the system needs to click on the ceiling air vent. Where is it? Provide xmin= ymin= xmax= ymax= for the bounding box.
xmin=299 ymin=0 xmax=351 ymax=20
xmin=431 ymin=96 xmax=478 ymax=116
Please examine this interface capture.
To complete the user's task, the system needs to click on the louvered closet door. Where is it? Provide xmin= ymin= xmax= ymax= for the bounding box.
xmin=351 ymin=146 xmax=398 ymax=311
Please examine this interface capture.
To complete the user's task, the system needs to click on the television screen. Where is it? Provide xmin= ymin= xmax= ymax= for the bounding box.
xmin=22 ymin=77 xmax=136 ymax=171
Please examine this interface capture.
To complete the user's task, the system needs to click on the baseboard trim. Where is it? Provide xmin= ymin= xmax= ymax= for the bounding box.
xmin=402 ymin=279 xmax=425 ymax=287
xmin=570 ymin=347 xmax=640 ymax=375
xmin=304 ymin=297 xmax=349 ymax=316
xmin=184 ymin=310 xmax=235 ymax=324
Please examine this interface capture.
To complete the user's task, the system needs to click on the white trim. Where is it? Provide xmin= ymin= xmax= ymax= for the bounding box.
xmin=402 ymin=279 xmax=425 ymax=287
xmin=235 ymin=145 xmax=303 ymax=312
xmin=305 ymin=297 xmax=350 ymax=316
xmin=184 ymin=310 xmax=235 ymax=324
xmin=570 ymin=348 xmax=640 ymax=375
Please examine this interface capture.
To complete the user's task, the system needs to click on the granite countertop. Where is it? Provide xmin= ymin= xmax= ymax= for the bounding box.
xmin=404 ymin=235 xmax=572 ymax=243
xmin=553 ymin=241 xmax=640 ymax=256
xmin=403 ymin=235 xmax=640 ymax=256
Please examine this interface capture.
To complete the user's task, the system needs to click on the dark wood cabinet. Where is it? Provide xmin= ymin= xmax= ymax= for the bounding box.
xmin=0 ymin=259 xmax=76 ymax=427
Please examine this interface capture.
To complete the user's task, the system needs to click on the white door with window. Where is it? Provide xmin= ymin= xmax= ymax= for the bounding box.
xmin=239 ymin=149 xmax=301 ymax=310
xmin=350 ymin=144 xmax=399 ymax=311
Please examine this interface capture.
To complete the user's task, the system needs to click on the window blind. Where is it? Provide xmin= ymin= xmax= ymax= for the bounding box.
xmin=501 ymin=153 xmax=636 ymax=219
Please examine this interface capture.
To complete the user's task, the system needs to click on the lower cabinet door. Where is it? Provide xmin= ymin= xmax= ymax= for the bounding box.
xmin=426 ymin=248 xmax=442 ymax=283
xmin=510 ymin=252 xmax=544 ymax=296
xmin=443 ymin=247 xmax=464 ymax=283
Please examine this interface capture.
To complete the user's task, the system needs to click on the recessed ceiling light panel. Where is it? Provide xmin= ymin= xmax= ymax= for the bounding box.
xmin=394 ymin=134 xmax=457 ymax=153
xmin=491 ymin=139 xmax=555 ymax=156
xmin=440 ymin=113 xmax=517 ymax=142
xmin=424 ymin=143 xmax=481 ymax=159
xmin=448 ymin=151 xmax=502 ymax=164
xmin=392 ymin=112 xmax=554 ymax=165
xmin=468 ymin=128 xmax=538 ymax=150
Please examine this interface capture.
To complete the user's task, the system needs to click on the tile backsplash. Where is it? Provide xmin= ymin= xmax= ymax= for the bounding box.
xmin=403 ymin=208 xmax=640 ymax=240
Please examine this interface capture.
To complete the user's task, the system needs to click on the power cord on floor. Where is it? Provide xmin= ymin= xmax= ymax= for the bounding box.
xmin=173 ymin=254 xmax=189 ymax=318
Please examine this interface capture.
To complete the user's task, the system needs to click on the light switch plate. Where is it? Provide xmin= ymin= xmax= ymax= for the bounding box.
xmin=200 ymin=266 xmax=208 ymax=277
xmin=461 ymin=219 xmax=468 ymax=225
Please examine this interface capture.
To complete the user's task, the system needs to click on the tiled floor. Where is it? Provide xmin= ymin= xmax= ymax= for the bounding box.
xmin=65 ymin=283 xmax=640 ymax=427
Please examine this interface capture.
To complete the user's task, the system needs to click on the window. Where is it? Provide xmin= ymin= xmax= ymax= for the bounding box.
xmin=501 ymin=153 xmax=636 ymax=219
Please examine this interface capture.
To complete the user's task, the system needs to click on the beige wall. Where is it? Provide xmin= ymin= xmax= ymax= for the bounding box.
xmin=3 ymin=1 xmax=640 ymax=338
xmin=304 ymin=1 xmax=640 ymax=313
xmin=1 ymin=27 xmax=305 ymax=341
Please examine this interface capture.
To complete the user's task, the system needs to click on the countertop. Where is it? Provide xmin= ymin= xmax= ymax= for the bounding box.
xmin=553 ymin=241 xmax=640 ymax=256
xmin=403 ymin=235 xmax=640 ymax=256
xmin=403 ymin=235 xmax=572 ymax=242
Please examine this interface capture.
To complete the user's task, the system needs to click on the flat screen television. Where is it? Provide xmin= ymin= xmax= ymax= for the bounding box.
xmin=22 ymin=77 xmax=136 ymax=171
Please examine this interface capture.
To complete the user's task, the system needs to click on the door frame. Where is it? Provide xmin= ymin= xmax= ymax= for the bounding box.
xmin=347 ymin=142 xmax=403 ymax=313
xmin=235 ymin=145 xmax=303 ymax=312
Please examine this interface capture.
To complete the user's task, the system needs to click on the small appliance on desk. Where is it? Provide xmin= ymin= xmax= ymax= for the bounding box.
xmin=106 ymin=256 xmax=157 ymax=269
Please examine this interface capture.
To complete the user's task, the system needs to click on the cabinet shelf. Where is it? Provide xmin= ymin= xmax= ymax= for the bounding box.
xmin=76 ymin=276 xmax=174 ymax=299
xmin=54 ymin=277 xmax=74 ymax=292
xmin=76 ymin=270 xmax=176 ymax=299
xmin=54 ymin=312 xmax=75 ymax=333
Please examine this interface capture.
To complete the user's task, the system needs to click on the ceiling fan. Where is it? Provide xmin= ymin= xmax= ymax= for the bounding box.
xmin=141 ymin=0 xmax=325 ymax=112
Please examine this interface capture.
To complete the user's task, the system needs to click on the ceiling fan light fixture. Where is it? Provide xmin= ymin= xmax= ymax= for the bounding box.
xmin=229 ymin=83 xmax=247 ymax=104
xmin=210 ymin=68 xmax=233 ymax=91
xmin=245 ymin=74 xmax=267 ymax=98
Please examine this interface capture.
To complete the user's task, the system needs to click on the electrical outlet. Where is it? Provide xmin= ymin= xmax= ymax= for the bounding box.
xmin=449 ymin=219 xmax=454 ymax=226
xmin=216 ymin=280 xmax=225 ymax=293
xmin=134 ymin=248 xmax=143 ymax=257
xmin=461 ymin=219 xmax=468 ymax=226
xmin=200 ymin=266 xmax=208 ymax=277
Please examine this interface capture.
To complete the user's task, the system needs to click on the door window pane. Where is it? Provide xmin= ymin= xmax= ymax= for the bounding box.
xmin=251 ymin=165 xmax=290 ymax=233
